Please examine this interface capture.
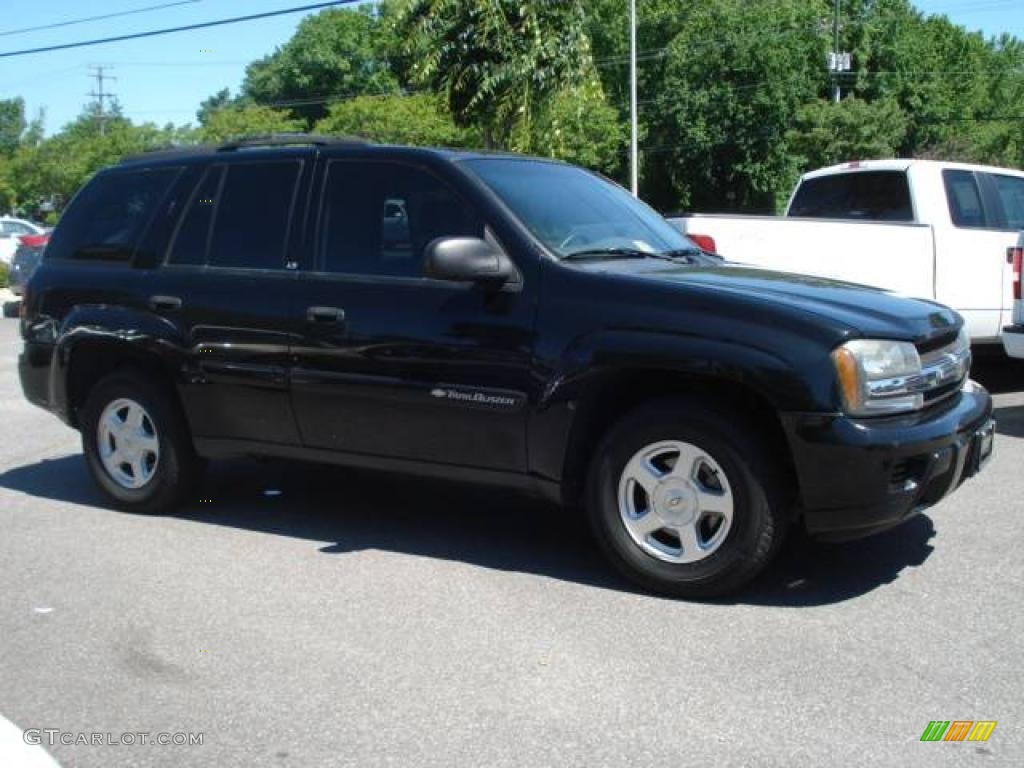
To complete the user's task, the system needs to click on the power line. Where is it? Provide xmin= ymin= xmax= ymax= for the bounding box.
xmin=0 ymin=1 xmax=201 ymax=38
xmin=0 ymin=1 xmax=356 ymax=59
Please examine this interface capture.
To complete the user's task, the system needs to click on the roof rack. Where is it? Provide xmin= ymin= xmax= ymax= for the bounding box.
xmin=216 ymin=133 xmax=369 ymax=152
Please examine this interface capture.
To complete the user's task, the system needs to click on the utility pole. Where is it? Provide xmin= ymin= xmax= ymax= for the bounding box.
xmin=88 ymin=65 xmax=117 ymax=135
xmin=828 ymin=0 xmax=851 ymax=103
xmin=629 ymin=0 xmax=638 ymax=197
xmin=832 ymin=0 xmax=840 ymax=103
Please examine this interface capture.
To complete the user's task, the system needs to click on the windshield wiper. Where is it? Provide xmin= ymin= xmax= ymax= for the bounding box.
xmin=562 ymin=247 xmax=694 ymax=264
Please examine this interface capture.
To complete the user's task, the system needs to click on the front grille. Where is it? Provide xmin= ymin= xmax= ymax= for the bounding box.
xmin=916 ymin=334 xmax=970 ymax=407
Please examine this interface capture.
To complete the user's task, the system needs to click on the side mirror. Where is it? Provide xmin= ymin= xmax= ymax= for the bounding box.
xmin=424 ymin=236 xmax=515 ymax=288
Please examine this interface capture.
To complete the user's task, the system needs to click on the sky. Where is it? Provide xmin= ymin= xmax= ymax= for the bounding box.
xmin=0 ymin=0 xmax=1022 ymax=136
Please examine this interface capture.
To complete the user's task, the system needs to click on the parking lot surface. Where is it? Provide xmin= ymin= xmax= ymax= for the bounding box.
xmin=1 ymin=317 xmax=1022 ymax=767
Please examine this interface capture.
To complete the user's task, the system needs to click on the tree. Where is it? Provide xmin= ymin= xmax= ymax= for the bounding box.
xmin=197 ymin=105 xmax=304 ymax=143
xmin=649 ymin=0 xmax=826 ymax=212
xmin=528 ymin=75 xmax=625 ymax=174
xmin=396 ymin=0 xmax=592 ymax=149
xmin=241 ymin=5 xmax=399 ymax=124
xmin=197 ymin=88 xmax=237 ymax=126
xmin=315 ymin=93 xmax=474 ymax=146
xmin=787 ymin=97 xmax=909 ymax=170
xmin=0 ymin=97 xmax=27 ymax=155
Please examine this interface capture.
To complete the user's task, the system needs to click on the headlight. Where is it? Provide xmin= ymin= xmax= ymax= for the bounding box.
xmin=831 ymin=339 xmax=923 ymax=416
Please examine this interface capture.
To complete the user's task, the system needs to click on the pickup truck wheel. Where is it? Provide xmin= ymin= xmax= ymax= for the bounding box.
xmin=587 ymin=398 xmax=786 ymax=598
xmin=81 ymin=370 xmax=200 ymax=514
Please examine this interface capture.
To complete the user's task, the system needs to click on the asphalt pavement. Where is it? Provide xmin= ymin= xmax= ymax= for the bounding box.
xmin=0 ymin=316 xmax=1022 ymax=767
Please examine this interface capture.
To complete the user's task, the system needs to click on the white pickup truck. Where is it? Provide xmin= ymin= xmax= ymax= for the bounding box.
xmin=670 ymin=159 xmax=1024 ymax=353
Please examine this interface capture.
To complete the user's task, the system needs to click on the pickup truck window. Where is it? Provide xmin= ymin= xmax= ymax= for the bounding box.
xmin=943 ymin=169 xmax=989 ymax=229
xmin=991 ymin=173 xmax=1024 ymax=230
xmin=463 ymin=158 xmax=691 ymax=257
xmin=45 ymin=168 xmax=179 ymax=262
xmin=318 ymin=160 xmax=483 ymax=277
xmin=788 ymin=171 xmax=913 ymax=221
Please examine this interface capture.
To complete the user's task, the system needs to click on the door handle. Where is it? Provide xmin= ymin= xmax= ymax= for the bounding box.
xmin=149 ymin=295 xmax=182 ymax=312
xmin=307 ymin=306 xmax=346 ymax=323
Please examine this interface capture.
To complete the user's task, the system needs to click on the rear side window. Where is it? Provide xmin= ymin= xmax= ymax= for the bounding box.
xmin=318 ymin=160 xmax=483 ymax=277
xmin=207 ymin=161 xmax=301 ymax=270
xmin=943 ymin=170 xmax=990 ymax=228
xmin=788 ymin=171 xmax=913 ymax=221
xmin=167 ymin=166 xmax=224 ymax=265
xmin=45 ymin=168 xmax=179 ymax=262
xmin=990 ymin=173 xmax=1024 ymax=230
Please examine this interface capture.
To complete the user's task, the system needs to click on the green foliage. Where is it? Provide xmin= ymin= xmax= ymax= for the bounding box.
xmin=527 ymin=75 xmax=625 ymax=174
xmin=242 ymin=5 xmax=399 ymax=124
xmin=0 ymin=98 xmax=27 ymax=156
xmin=314 ymin=93 xmax=474 ymax=146
xmin=787 ymin=97 xmax=910 ymax=170
xmin=396 ymin=0 xmax=592 ymax=149
xmin=197 ymin=105 xmax=305 ymax=143
xmin=648 ymin=0 xmax=826 ymax=212
xmin=0 ymin=262 xmax=8 ymax=290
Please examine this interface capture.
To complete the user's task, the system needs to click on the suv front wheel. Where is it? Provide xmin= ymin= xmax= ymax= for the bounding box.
xmin=587 ymin=397 xmax=788 ymax=598
xmin=81 ymin=370 xmax=202 ymax=513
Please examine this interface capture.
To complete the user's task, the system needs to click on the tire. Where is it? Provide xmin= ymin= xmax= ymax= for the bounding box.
xmin=586 ymin=397 xmax=789 ymax=599
xmin=80 ymin=369 xmax=202 ymax=514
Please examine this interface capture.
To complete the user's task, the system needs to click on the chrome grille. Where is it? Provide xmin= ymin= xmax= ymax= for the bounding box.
xmin=916 ymin=334 xmax=971 ymax=404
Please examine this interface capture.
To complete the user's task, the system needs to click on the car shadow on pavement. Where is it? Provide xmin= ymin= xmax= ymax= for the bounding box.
xmin=992 ymin=405 xmax=1024 ymax=438
xmin=971 ymin=354 xmax=1024 ymax=395
xmin=0 ymin=453 xmax=939 ymax=607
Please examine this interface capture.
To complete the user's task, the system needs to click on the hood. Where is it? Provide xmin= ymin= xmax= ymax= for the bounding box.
xmin=578 ymin=260 xmax=960 ymax=343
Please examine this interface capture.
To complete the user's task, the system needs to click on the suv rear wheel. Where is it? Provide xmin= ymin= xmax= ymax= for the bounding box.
xmin=81 ymin=370 xmax=201 ymax=513
xmin=586 ymin=397 xmax=788 ymax=598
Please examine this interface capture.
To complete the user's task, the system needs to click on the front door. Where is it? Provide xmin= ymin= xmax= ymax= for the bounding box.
xmin=290 ymin=157 xmax=537 ymax=471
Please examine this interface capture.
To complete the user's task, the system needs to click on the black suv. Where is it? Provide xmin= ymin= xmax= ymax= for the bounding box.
xmin=18 ymin=135 xmax=995 ymax=597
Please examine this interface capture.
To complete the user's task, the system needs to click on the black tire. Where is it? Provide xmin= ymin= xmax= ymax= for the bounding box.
xmin=80 ymin=369 xmax=202 ymax=514
xmin=586 ymin=397 xmax=789 ymax=599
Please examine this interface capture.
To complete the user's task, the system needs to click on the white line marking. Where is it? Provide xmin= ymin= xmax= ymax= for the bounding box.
xmin=0 ymin=714 xmax=63 ymax=768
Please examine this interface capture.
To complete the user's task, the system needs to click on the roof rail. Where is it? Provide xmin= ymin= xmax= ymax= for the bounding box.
xmin=216 ymin=133 xmax=369 ymax=152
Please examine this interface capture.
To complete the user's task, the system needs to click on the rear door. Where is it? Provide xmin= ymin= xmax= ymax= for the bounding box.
xmin=154 ymin=154 xmax=311 ymax=446
xmin=933 ymin=168 xmax=1014 ymax=342
xmin=289 ymin=155 xmax=536 ymax=471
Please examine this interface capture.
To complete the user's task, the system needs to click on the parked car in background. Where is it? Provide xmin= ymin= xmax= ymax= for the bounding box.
xmin=1003 ymin=232 xmax=1024 ymax=359
xmin=671 ymin=159 xmax=1024 ymax=354
xmin=9 ymin=232 xmax=50 ymax=296
xmin=1 ymin=217 xmax=46 ymax=264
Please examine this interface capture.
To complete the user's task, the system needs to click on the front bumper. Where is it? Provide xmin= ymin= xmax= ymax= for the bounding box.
xmin=1003 ymin=324 xmax=1024 ymax=359
xmin=781 ymin=383 xmax=994 ymax=541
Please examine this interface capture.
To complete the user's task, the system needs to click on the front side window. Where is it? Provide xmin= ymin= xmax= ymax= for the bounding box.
xmin=45 ymin=168 xmax=179 ymax=261
xmin=944 ymin=170 xmax=988 ymax=229
xmin=788 ymin=171 xmax=913 ymax=221
xmin=318 ymin=161 xmax=483 ymax=276
xmin=207 ymin=160 xmax=301 ymax=270
xmin=990 ymin=173 xmax=1024 ymax=230
xmin=463 ymin=158 xmax=692 ymax=257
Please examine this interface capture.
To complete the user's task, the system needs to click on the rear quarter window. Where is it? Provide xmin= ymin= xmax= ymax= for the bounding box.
xmin=788 ymin=171 xmax=914 ymax=221
xmin=45 ymin=168 xmax=179 ymax=262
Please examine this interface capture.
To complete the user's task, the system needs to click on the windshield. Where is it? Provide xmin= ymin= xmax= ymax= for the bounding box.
xmin=462 ymin=158 xmax=698 ymax=258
